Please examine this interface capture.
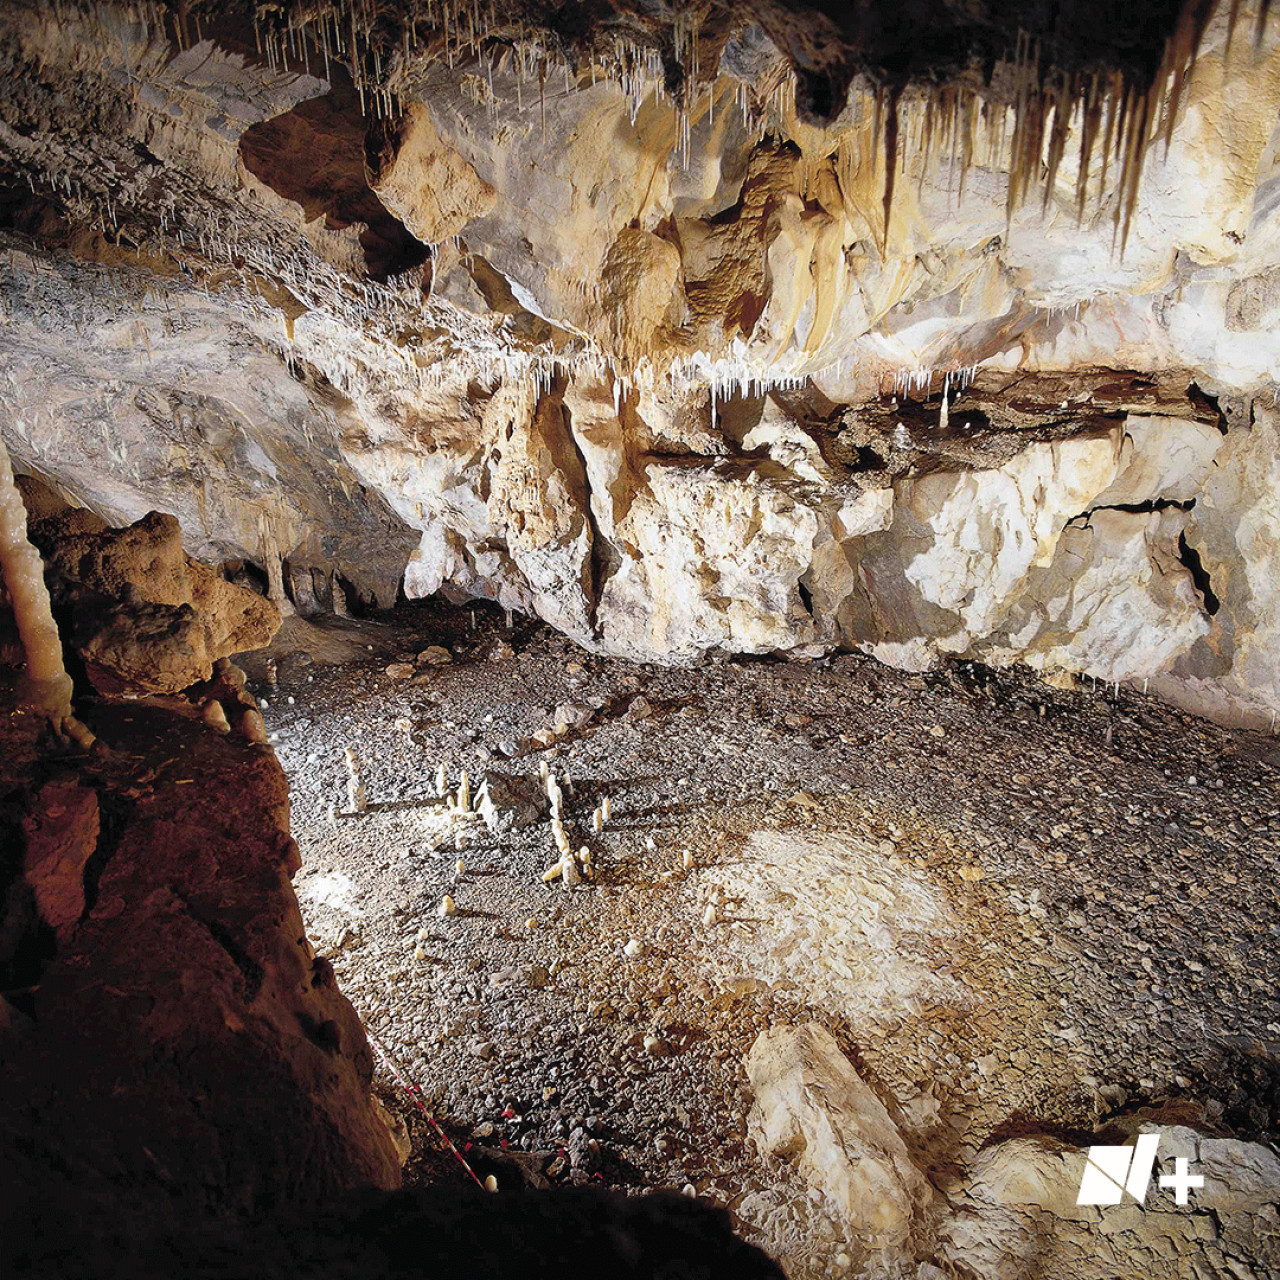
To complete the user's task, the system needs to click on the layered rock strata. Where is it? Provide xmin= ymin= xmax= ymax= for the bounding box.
xmin=0 ymin=2 xmax=1277 ymax=724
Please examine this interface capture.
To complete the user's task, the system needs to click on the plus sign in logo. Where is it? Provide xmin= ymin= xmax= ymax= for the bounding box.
xmin=1076 ymin=1133 xmax=1205 ymax=1206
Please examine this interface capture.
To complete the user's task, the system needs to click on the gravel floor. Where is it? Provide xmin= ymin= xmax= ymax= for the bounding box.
xmin=244 ymin=598 xmax=1280 ymax=1277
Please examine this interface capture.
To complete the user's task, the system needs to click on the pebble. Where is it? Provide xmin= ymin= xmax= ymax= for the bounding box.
xmin=643 ymin=1034 xmax=671 ymax=1058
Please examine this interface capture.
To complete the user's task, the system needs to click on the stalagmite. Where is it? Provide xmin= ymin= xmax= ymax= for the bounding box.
xmin=240 ymin=708 xmax=269 ymax=745
xmin=478 ymin=783 xmax=499 ymax=832
xmin=202 ymin=700 xmax=231 ymax=734
xmin=601 ymin=796 xmax=612 ymax=822
xmin=436 ymin=762 xmax=447 ymax=798
xmin=0 ymin=435 xmax=75 ymax=724
xmin=551 ymin=817 xmax=571 ymax=858
xmin=344 ymin=747 xmax=367 ymax=812
xmin=457 ymin=769 xmax=470 ymax=811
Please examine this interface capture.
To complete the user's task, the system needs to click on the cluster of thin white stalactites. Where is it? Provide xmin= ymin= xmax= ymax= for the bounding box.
xmin=890 ymin=365 xmax=982 ymax=399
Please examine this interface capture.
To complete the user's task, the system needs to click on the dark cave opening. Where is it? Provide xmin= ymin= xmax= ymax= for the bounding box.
xmin=239 ymin=83 xmax=429 ymax=283
xmin=1178 ymin=531 xmax=1221 ymax=615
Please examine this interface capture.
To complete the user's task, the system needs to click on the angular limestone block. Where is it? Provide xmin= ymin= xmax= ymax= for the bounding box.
xmin=746 ymin=1022 xmax=930 ymax=1247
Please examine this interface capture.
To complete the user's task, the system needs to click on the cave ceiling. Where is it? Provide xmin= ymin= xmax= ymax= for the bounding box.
xmin=0 ymin=0 xmax=1278 ymax=727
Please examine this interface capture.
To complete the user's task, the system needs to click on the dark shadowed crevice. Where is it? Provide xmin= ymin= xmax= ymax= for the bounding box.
xmin=0 ymin=811 xmax=54 ymax=1003
xmin=1186 ymin=382 xmax=1230 ymax=434
xmin=239 ymin=81 xmax=428 ymax=282
xmin=1178 ymin=532 xmax=1220 ymax=615
xmin=1097 ymin=497 xmax=1196 ymax=514
xmin=78 ymin=790 xmax=133 ymax=922
xmin=173 ymin=888 xmax=266 ymax=1003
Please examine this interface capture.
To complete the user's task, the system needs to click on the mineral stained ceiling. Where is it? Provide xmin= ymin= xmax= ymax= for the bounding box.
xmin=0 ymin=0 xmax=1278 ymax=727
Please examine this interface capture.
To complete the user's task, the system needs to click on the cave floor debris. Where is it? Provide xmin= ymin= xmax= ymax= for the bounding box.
xmin=250 ymin=600 xmax=1280 ymax=1278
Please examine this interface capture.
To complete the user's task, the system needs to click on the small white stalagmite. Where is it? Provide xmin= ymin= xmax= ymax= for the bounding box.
xmin=592 ymin=807 xmax=603 ymax=833
xmin=438 ymin=894 xmax=457 ymax=917
xmin=601 ymin=796 xmax=612 ymax=822
xmin=457 ymin=769 xmax=471 ymax=812
xmin=478 ymin=783 xmax=499 ymax=832
xmin=435 ymin=762 xmax=448 ymax=798
xmin=344 ymin=747 xmax=367 ymax=812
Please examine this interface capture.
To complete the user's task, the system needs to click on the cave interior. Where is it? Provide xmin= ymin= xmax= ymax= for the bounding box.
xmin=3 ymin=1 xmax=1280 ymax=1277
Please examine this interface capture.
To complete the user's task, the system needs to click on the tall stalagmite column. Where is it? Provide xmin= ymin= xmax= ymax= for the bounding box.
xmin=0 ymin=434 xmax=73 ymax=721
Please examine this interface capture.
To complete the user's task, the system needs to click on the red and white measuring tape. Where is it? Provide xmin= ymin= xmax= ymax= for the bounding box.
xmin=366 ymin=1030 xmax=492 ymax=1192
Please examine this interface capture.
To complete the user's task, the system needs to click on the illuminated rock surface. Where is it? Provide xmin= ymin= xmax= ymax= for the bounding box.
xmin=3 ymin=3 xmax=1280 ymax=1277
xmin=0 ymin=2 xmax=1278 ymax=725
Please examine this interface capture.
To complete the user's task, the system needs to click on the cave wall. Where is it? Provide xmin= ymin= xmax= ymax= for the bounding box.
xmin=0 ymin=1 xmax=1278 ymax=725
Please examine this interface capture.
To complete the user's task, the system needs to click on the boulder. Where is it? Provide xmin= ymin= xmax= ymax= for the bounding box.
xmin=31 ymin=510 xmax=279 ymax=695
xmin=746 ymin=1022 xmax=932 ymax=1248
xmin=482 ymin=769 xmax=550 ymax=830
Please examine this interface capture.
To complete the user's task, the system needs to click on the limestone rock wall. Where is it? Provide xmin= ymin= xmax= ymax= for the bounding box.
xmin=0 ymin=690 xmax=404 ymax=1249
